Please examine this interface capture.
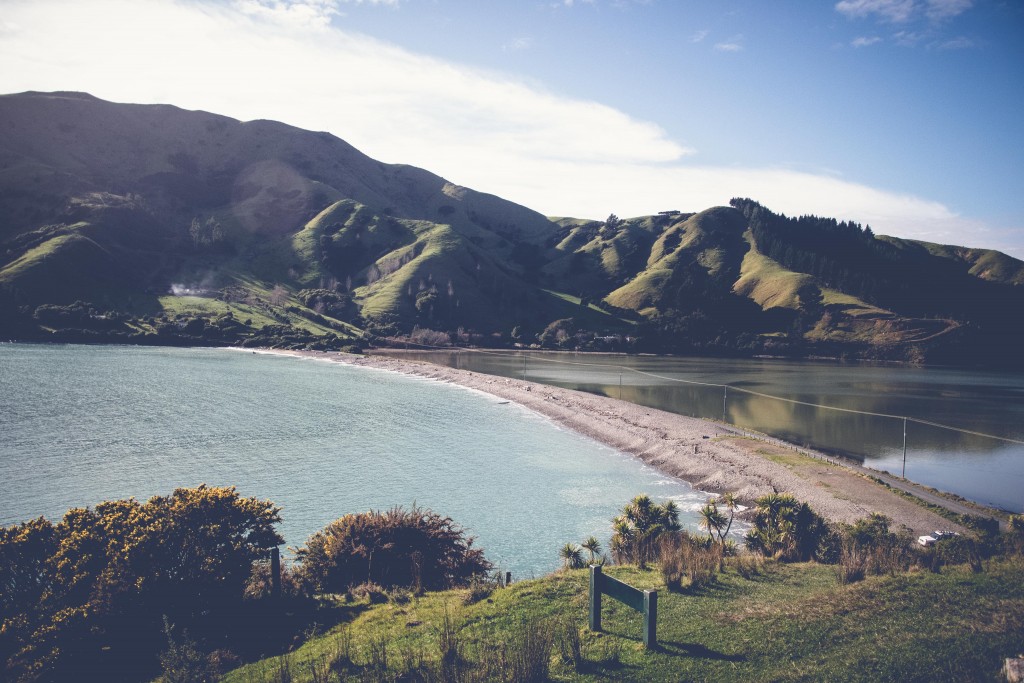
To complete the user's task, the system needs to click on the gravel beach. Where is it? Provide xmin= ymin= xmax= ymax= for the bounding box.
xmin=283 ymin=350 xmax=966 ymax=536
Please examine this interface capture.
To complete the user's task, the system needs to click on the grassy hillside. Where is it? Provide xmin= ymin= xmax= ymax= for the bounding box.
xmin=223 ymin=557 xmax=1024 ymax=682
xmin=3 ymin=92 xmax=1024 ymax=364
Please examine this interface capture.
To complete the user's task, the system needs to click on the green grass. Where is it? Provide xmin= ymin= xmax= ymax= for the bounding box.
xmin=223 ymin=557 xmax=1024 ymax=682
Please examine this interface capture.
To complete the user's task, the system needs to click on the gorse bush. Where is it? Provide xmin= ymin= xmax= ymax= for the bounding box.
xmin=0 ymin=485 xmax=282 ymax=682
xmin=296 ymin=505 xmax=491 ymax=594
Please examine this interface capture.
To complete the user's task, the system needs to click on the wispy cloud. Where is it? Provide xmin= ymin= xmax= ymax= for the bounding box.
xmin=937 ymin=35 xmax=974 ymax=49
xmin=851 ymin=35 xmax=883 ymax=47
xmin=503 ymin=36 xmax=532 ymax=52
xmin=925 ymin=0 xmax=972 ymax=21
xmin=836 ymin=0 xmax=916 ymax=23
xmin=0 ymin=0 xmax=990 ymax=249
xmin=690 ymin=29 xmax=710 ymax=43
xmin=714 ymin=35 xmax=744 ymax=52
xmin=835 ymin=0 xmax=972 ymax=23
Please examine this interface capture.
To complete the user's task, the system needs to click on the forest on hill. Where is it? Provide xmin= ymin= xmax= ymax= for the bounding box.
xmin=2 ymin=92 xmax=1022 ymax=366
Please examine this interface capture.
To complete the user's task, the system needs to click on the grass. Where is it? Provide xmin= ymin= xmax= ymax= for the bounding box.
xmin=223 ymin=556 xmax=1024 ymax=682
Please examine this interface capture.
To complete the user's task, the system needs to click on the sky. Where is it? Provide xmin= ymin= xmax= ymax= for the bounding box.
xmin=1 ymin=0 xmax=1022 ymax=255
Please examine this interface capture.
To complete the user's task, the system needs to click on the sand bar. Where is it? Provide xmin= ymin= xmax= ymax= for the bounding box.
xmin=279 ymin=350 xmax=974 ymax=536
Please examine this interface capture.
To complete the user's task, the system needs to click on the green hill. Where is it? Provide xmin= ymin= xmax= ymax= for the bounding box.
xmin=2 ymin=92 xmax=1022 ymax=365
xmin=221 ymin=558 xmax=1024 ymax=682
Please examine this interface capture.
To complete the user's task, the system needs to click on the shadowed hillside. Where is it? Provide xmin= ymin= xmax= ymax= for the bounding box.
xmin=1 ymin=92 xmax=1021 ymax=365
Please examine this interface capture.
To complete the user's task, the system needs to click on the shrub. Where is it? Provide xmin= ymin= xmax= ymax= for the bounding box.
xmin=462 ymin=576 xmax=494 ymax=605
xmin=506 ymin=617 xmax=554 ymax=683
xmin=0 ymin=486 xmax=282 ymax=682
xmin=836 ymin=544 xmax=867 ymax=585
xmin=610 ymin=495 xmax=681 ymax=567
xmin=556 ymin=615 xmax=584 ymax=672
xmin=728 ymin=552 xmax=765 ymax=579
xmin=350 ymin=581 xmax=388 ymax=604
xmin=744 ymin=493 xmax=832 ymax=562
xmin=158 ymin=618 xmax=218 ymax=683
xmin=658 ymin=531 xmax=722 ymax=591
xmin=296 ymin=505 xmax=491 ymax=594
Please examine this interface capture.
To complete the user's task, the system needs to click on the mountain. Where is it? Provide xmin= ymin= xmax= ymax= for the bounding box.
xmin=1 ymin=91 xmax=1021 ymax=365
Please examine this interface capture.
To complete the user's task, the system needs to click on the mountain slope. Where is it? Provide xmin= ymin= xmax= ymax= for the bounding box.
xmin=1 ymin=92 xmax=1021 ymax=365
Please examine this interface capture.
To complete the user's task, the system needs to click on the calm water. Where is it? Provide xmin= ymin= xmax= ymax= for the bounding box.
xmin=0 ymin=344 xmax=714 ymax=576
xmin=385 ymin=350 xmax=1024 ymax=513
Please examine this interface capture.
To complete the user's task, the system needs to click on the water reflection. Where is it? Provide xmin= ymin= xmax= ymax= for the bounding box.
xmin=386 ymin=350 xmax=1024 ymax=513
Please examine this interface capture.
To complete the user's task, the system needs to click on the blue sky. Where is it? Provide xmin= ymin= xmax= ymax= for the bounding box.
xmin=1 ymin=0 xmax=1022 ymax=255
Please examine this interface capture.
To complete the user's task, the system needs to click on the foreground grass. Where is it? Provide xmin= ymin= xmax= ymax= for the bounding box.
xmin=224 ymin=556 xmax=1024 ymax=682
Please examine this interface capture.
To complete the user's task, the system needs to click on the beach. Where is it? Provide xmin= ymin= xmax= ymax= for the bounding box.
xmin=283 ymin=350 xmax=976 ymax=536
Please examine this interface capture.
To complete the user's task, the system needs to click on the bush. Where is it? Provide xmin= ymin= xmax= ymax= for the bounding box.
xmin=350 ymin=581 xmax=388 ymax=604
xmin=658 ymin=531 xmax=722 ymax=591
xmin=744 ymin=493 xmax=833 ymax=562
xmin=610 ymin=495 xmax=681 ymax=567
xmin=0 ymin=486 xmax=282 ymax=682
xmin=296 ymin=505 xmax=491 ymax=594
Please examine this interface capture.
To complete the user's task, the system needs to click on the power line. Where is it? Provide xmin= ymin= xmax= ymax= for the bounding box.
xmin=377 ymin=342 xmax=1024 ymax=447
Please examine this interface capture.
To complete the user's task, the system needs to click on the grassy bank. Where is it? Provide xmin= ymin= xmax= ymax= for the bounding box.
xmin=224 ymin=556 xmax=1024 ymax=682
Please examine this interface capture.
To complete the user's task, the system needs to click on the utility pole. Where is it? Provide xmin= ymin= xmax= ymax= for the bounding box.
xmin=902 ymin=417 xmax=908 ymax=478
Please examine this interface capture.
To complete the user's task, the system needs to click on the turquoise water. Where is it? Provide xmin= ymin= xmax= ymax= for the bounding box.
xmin=0 ymin=344 xmax=711 ymax=576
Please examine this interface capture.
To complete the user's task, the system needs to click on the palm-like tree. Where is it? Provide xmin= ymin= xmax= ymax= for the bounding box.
xmin=559 ymin=543 xmax=584 ymax=569
xmin=719 ymin=492 xmax=739 ymax=541
xmin=581 ymin=536 xmax=602 ymax=565
xmin=699 ymin=502 xmax=728 ymax=542
xmin=611 ymin=494 xmax=680 ymax=567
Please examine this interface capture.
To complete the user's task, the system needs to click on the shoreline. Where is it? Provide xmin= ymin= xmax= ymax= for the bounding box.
xmin=277 ymin=349 xmax=975 ymax=536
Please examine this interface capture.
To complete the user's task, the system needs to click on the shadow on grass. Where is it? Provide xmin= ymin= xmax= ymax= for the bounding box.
xmin=654 ymin=640 xmax=746 ymax=662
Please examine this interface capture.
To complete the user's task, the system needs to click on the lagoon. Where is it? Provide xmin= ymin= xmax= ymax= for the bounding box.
xmin=385 ymin=350 xmax=1024 ymax=514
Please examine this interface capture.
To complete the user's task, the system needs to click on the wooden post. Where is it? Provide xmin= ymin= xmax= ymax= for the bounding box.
xmin=589 ymin=564 xmax=658 ymax=648
xmin=643 ymin=590 xmax=658 ymax=648
xmin=589 ymin=565 xmax=602 ymax=632
xmin=505 ymin=571 xmax=512 ymax=587
xmin=270 ymin=546 xmax=281 ymax=599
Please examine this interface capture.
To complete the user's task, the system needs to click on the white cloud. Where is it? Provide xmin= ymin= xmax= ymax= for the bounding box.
xmin=937 ymin=35 xmax=974 ymax=49
xmin=835 ymin=0 xmax=916 ymax=23
xmin=0 ymin=0 xmax=996 ymax=251
xmin=925 ymin=0 xmax=972 ymax=21
xmin=851 ymin=35 xmax=883 ymax=47
xmin=714 ymin=35 xmax=744 ymax=52
xmin=690 ymin=29 xmax=710 ymax=43
xmin=836 ymin=0 xmax=972 ymax=24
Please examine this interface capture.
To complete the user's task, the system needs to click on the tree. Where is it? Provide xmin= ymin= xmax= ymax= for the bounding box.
xmin=559 ymin=543 xmax=584 ymax=570
xmin=698 ymin=503 xmax=728 ymax=543
xmin=610 ymin=495 xmax=680 ymax=567
xmin=744 ymin=493 xmax=830 ymax=561
xmin=581 ymin=536 xmax=602 ymax=565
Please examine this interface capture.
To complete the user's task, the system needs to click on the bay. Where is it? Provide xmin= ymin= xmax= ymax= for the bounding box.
xmin=0 ymin=344 xmax=710 ymax=577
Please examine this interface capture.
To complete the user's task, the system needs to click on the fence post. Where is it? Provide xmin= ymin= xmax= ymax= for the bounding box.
xmin=505 ymin=571 xmax=512 ymax=587
xmin=589 ymin=565 xmax=602 ymax=632
xmin=643 ymin=590 xmax=658 ymax=648
xmin=270 ymin=546 xmax=281 ymax=599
